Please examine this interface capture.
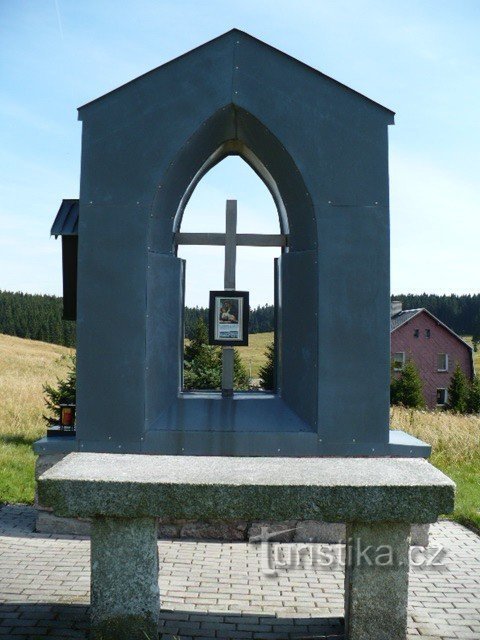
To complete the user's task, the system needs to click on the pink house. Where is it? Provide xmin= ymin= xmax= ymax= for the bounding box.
xmin=390 ymin=301 xmax=474 ymax=409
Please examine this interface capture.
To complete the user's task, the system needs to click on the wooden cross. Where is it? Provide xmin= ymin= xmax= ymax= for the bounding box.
xmin=175 ymin=200 xmax=287 ymax=398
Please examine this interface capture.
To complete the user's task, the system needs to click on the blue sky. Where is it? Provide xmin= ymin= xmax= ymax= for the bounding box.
xmin=1 ymin=0 xmax=479 ymax=307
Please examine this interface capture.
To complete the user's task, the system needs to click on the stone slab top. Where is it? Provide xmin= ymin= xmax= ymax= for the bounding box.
xmin=38 ymin=453 xmax=455 ymax=524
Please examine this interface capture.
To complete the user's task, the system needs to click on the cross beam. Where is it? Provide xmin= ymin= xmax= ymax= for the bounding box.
xmin=175 ymin=232 xmax=287 ymax=248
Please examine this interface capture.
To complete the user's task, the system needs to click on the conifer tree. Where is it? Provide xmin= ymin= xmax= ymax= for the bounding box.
xmin=184 ymin=318 xmax=221 ymax=390
xmin=447 ymin=364 xmax=470 ymax=414
xmin=390 ymin=359 xmax=425 ymax=409
xmin=183 ymin=318 xmax=249 ymax=390
xmin=43 ymin=355 xmax=76 ymax=424
xmin=259 ymin=342 xmax=275 ymax=391
xmin=466 ymin=375 xmax=480 ymax=415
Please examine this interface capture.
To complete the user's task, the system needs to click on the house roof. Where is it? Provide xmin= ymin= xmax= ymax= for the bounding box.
xmin=391 ymin=307 xmax=473 ymax=352
xmin=390 ymin=309 xmax=422 ymax=332
xmin=51 ymin=199 xmax=79 ymax=237
xmin=77 ymin=29 xmax=395 ymax=119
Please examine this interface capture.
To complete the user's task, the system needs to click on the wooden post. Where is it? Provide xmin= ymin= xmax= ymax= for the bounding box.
xmin=222 ymin=200 xmax=237 ymax=398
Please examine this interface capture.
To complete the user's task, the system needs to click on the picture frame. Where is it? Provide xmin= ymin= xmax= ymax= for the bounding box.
xmin=208 ymin=291 xmax=249 ymax=346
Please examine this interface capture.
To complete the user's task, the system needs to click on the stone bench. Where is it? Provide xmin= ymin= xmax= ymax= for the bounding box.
xmin=38 ymin=453 xmax=454 ymax=640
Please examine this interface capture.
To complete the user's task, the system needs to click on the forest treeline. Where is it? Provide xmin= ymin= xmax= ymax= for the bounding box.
xmin=0 ymin=290 xmax=274 ymax=346
xmin=1 ymin=290 xmax=479 ymax=347
xmin=0 ymin=290 xmax=76 ymax=347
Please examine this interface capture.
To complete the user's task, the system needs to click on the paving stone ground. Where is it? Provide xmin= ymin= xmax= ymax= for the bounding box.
xmin=0 ymin=505 xmax=479 ymax=640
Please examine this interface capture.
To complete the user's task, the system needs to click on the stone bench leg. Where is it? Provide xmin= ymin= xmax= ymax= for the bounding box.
xmin=91 ymin=516 xmax=159 ymax=640
xmin=344 ymin=522 xmax=410 ymax=640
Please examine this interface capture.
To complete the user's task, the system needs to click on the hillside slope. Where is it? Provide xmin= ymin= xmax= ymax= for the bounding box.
xmin=0 ymin=334 xmax=72 ymax=502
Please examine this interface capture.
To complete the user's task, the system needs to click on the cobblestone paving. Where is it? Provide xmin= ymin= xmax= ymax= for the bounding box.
xmin=0 ymin=505 xmax=479 ymax=639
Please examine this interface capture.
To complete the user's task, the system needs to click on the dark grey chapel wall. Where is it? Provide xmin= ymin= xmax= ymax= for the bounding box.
xmin=75 ymin=37 xmax=237 ymax=449
xmin=75 ymin=30 xmax=393 ymax=453
xmin=233 ymin=35 xmax=393 ymax=446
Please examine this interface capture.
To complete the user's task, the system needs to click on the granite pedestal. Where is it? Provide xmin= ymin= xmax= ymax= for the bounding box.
xmin=38 ymin=454 xmax=454 ymax=640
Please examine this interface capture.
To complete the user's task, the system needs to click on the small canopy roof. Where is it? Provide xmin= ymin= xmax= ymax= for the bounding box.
xmin=51 ymin=199 xmax=79 ymax=237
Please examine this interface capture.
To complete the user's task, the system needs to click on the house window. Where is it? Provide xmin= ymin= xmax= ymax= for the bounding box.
xmin=414 ymin=329 xmax=419 ymax=338
xmin=393 ymin=352 xmax=405 ymax=371
xmin=437 ymin=353 xmax=448 ymax=372
xmin=436 ymin=388 xmax=448 ymax=406
xmin=425 ymin=329 xmax=430 ymax=338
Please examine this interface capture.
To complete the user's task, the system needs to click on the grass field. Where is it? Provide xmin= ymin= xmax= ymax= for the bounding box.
xmin=0 ymin=332 xmax=478 ymax=531
xmin=0 ymin=334 xmax=72 ymax=503
xmin=237 ymin=332 xmax=273 ymax=379
xmin=390 ymin=406 xmax=480 ymax=530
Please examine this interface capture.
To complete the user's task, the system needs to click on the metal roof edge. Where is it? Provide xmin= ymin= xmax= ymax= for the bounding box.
xmin=390 ymin=308 xmax=422 ymax=331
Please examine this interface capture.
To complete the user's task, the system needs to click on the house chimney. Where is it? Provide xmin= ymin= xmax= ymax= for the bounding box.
xmin=391 ymin=300 xmax=403 ymax=316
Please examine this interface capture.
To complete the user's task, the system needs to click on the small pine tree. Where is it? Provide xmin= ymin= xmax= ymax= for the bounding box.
xmin=184 ymin=318 xmax=221 ymax=390
xmin=466 ymin=375 xmax=480 ymax=415
xmin=259 ymin=342 xmax=275 ymax=391
xmin=390 ymin=359 xmax=425 ymax=409
xmin=183 ymin=317 xmax=250 ymax=391
xmin=447 ymin=363 xmax=470 ymax=414
xmin=43 ymin=355 xmax=76 ymax=424
xmin=184 ymin=317 xmax=209 ymax=361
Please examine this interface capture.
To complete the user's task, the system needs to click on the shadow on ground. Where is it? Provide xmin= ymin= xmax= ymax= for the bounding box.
xmin=0 ymin=603 xmax=344 ymax=639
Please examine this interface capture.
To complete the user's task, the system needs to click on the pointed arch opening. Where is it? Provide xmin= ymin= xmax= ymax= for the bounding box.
xmin=178 ymin=155 xmax=282 ymax=391
xmin=146 ymin=104 xmax=318 ymax=432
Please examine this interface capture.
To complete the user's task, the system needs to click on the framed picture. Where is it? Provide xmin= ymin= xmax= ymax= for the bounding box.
xmin=208 ymin=291 xmax=249 ymax=346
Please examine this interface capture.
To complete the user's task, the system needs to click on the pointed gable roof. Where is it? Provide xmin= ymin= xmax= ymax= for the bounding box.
xmin=78 ymin=29 xmax=394 ymax=121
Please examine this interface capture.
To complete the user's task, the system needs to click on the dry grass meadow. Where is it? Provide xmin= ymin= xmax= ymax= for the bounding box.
xmin=0 ymin=332 xmax=478 ymax=529
xmin=239 ymin=331 xmax=273 ymax=379
xmin=0 ymin=334 xmax=72 ymax=503
xmin=390 ymin=406 xmax=480 ymax=529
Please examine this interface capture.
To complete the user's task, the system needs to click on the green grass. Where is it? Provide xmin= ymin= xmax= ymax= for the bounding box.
xmin=438 ymin=463 xmax=480 ymax=531
xmin=0 ymin=333 xmax=71 ymax=504
xmin=0 ymin=436 xmax=38 ymax=504
xmin=391 ymin=406 xmax=480 ymax=531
